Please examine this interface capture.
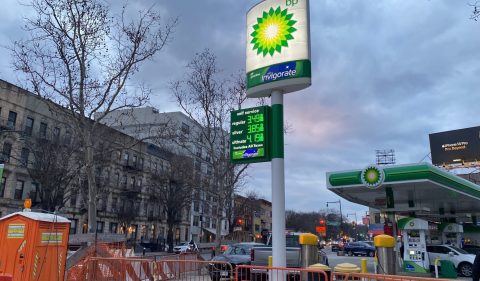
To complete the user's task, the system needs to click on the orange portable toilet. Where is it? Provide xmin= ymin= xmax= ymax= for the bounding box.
xmin=0 ymin=210 xmax=70 ymax=281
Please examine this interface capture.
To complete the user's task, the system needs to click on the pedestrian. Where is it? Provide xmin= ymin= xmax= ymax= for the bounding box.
xmin=473 ymin=251 xmax=480 ymax=281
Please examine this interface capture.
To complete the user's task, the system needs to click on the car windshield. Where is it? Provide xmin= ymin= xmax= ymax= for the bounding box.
xmin=225 ymin=244 xmax=255 ymax=255
xmin=450 ymin=246 xmax=469 ymax=254
xmin=267 ymin=235 xmax=300 ymax=247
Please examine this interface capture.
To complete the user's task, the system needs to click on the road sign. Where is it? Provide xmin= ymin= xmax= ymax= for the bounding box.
xmin=230 ymin=106 xmax=271 ymax=163
xmin=327 ymin=221 xmax=340 ymax=226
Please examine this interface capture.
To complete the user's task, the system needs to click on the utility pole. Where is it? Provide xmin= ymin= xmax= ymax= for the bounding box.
xmin=327 ymin=200 xmax=343 ymax=238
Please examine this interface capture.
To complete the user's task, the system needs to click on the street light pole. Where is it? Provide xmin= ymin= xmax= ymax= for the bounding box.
xmin=326 ymin=200 xmax=343 ymax=238
xmin=347 ymin=213 xmax=358 ymax=240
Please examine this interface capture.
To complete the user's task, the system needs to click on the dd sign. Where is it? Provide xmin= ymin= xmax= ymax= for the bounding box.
xmin=230 ymin=106 xmax=271 ymax=163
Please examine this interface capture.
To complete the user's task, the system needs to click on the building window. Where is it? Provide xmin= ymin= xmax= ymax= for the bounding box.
xmin=110 ymin=223 xmax=118 ymax=234
xmin=181 ymin=123 xmax=190 ymax=134
xmin=196 ymin=146 xmax=202 ymax=157
xmin=31 ymin=182 xmax=39 ymax=202
xmin=2 ymin=142 xmax=12 ymax=163
xmin=14 ymin=180 xmax=24 ymax=200
xmin=64 ymin=130 xmax=72 ymax=144
xmin=0 ymin=177 xmax=6 ymax=198
xmin=137 ymin=179 xmax=142 ymax=190
xmin=20 ymin=148 xmax=29 ymax=167
xmin=255 ymin=224 xmax=260 ymax=231
xmin=24 ymin=117 xmax=34 ymax=136
xmin=123 ymin=152 xmax=129 ymax=164
xmin=53 ymin=127 xmax=60 ymax=141
xmin=193 ymin=201 xmax=199 ymax=212
xmin=212 ymin=218 xmax=216 ymax=229
xmin=70 ymin=194 xmax=77 ymax=208
xmin=130 ymin=177 xmax=135 ymax=189
xmin=7 ymin=111 xmax=17 ymax=129
xmin=122 ymin=175 xmax=127 ymax=188
xmin=68 ymin=219 xmax=77 ymax=234
xmin=139 ymin=158 xmax=144 ymax=169
xmin=39 ymin=122 xmax=47 ymax=139
xmin=132 ymin=155 xmax=137 ymax=167
xmin=114 ymin=173 xmax=119 ymax=186
xmin=111 ymin=197 xmax=117 ymax=211
xmin=193 ymin=216 xmax=199 ymax=227
xmin=96 ymin=221 xmax=105 ymax=233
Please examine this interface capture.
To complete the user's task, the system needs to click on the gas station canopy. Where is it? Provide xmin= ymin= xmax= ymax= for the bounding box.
xmin=327 ymin=163 xmax=480 ymax=223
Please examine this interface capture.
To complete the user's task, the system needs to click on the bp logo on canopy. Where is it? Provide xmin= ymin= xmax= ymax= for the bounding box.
xmin=361 ymin=165 xmax=385 ymax=189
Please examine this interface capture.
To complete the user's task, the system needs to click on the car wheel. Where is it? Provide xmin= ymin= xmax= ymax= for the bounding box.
xmin=368 ymin=251 xmax=375 ymax=257
xmin=458 ymin=262 xmax=473 ymax=277
xmin=348 ymin=251 xmax=353 ymax=256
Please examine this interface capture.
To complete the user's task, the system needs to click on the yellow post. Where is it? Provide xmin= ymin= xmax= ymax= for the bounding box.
xmin=361 ymin=258 xmax=367 ymax=273
xmin=268 ymin=256 xmax=273 ymax=267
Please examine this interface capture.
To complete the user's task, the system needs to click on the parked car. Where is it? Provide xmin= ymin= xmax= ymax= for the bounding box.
xmin=208 ymin=242 xmax=264 ymax=280
xmin=462 ymin=244 xmax=480 ymax=255
xmin=427 ymin=244 xmax=476 ymax=277
xmin=331 ymin=242 xmax=343 ymax=252
xmin=173 ymin=241 xmax=198 ymax=254
xmin=344 ymin=241 xmax=375 ymax=257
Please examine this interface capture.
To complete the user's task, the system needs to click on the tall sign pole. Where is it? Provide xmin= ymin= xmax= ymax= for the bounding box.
xmin=271 ymin=90 xmax=285 ymax=266
xmin=243 ymin=0 xmax=311 ymax=267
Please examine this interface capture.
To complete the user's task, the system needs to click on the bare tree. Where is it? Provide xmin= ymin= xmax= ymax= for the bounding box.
xmin=149 ymin=155 xmax=196 ymax=253
xmin=10 ymin=0 xmax=176 ymax=233
xmin=171 ymin=49 xmax=249 ymax=253
xmin=472 ymin=1 xmax=480 ymax=20
xmin=26 ymin=130 xmax=81 ymax=212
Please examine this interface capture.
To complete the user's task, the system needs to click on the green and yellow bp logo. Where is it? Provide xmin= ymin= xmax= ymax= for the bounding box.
xmin=361 ymin=165 xmax=384 ymax=189
xmin=250 ymin=6 xmax=297 ymax=57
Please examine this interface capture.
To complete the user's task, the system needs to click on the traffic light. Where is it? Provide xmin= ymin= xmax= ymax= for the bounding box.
xmin=319 ymin=219 xmax=326 ymax=226
xmin=237 ymin=217 xmax=244 ymax=226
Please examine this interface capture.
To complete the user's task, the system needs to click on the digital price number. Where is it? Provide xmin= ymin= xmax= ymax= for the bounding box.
xmin=230 ymin=106 xmax=270 ymax=163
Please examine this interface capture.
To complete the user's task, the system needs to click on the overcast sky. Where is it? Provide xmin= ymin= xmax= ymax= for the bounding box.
xmin=1 ymin=0 xmax=479 ymax=221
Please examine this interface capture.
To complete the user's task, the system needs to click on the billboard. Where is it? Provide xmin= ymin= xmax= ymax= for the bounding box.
xmin=429 ymin=126 xmax=480 ymax=166
xmin=246 ymin=0 xmax=311 ymax=97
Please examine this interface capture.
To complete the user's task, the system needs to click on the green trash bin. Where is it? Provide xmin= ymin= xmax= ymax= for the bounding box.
xmin=438 ymin=260 xmax=457 ymax=279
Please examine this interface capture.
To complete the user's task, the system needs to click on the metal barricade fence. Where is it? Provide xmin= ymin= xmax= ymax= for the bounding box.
xmin=154 ymin=260 xmax=233 ymax=281
xmin=236 ymin=265 xmax=329 ymax=281
xmin=331 ymin=272 xmax=452 ymax=281
xmin=67 ymin=256 xmax=232 ymax=281
xmin=86 ymin=257 xmax=153 ymax=281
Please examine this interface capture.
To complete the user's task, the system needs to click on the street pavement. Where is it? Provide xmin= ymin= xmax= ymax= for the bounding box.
xmin=323 ymin=248 xmax=375 ymax=272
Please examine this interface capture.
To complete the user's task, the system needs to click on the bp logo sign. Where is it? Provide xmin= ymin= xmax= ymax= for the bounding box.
xmin=246 ymin=0 xmax=311 ymax=98
xmin=361 ymin=165 xmax=384 ymax=189
xmin=250 ymin=7 xmax=297 ymax=57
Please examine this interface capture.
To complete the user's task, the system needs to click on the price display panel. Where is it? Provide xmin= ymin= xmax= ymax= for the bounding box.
xmin=230 ymin=106 xmax=270 ymax=163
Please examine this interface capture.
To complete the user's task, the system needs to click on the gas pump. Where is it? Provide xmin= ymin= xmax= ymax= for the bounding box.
xmin=398 ymin=217 xmax=430 ymax=273
xmin=440 ymin=223 xmax=463 ymax=247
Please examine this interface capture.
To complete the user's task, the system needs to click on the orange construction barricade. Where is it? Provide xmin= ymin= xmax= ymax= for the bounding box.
xmin=0 ymin=210 xmax=70 ymax=281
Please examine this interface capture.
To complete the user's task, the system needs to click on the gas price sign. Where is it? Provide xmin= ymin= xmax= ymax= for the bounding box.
xmin=230 ymin=106 xmax=270 ymax=163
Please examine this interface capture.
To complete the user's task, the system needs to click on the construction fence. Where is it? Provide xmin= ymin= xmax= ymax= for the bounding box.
xmin=68 ymin=259 xmax=453 ymax=281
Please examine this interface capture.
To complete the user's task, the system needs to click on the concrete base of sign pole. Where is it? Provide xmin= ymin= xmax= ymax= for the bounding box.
xmin=271 ymin=90 xmax=286 ymax=268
